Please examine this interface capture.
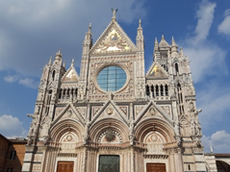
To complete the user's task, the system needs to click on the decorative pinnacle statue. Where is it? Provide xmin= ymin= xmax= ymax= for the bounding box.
xmin=111 ymin=8 xmax=118 ymax=20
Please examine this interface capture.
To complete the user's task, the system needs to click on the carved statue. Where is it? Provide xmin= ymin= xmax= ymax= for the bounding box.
xmin=111 ymin=8 xmax=118 ymax=19
xmin=188 ymin=102 xmax=202 ymax=123
xmin=174 ymin=122 xmax=180 ymax=136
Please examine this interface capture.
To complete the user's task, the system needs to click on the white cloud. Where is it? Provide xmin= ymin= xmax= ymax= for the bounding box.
xmin=4 ymin=75 xmax=18 ymax=83
xmin=3 ymin=74 xmax=39 ymax=89
xmin=202 ymin=130 xmax=230 ymax=153
xmin=181 ymin=0 xmax=228 ymax=83
xmin=0 ymin=115 xmax=27 ymax=138
xmin=19 ymin=78 xmax=39 ymax=89
xmin=218 ymin=9 xmax=230 ymax=36
xmin=193 ymin=0 xmax=216 ymax=43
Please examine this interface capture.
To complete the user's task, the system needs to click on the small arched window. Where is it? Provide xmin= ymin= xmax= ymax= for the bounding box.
xmin=175 ymin=63 xmax=179 ymax=74
xmin=165 ymin=85 xmax=168 ymax=96
xmin=52 ymin=70 xmax=56 ymax=81
xmin=146 ymin=85 xmax=150 ymax=96
xmin=156 ymin=85 xmax=159 ymax=96
xmin=151 ymin=85 xmax=154 ymax=97
xmin=160 ymin=85 xmax=164 ymax=96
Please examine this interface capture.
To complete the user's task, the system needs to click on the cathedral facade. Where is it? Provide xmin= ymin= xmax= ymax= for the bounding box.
xmin=22 ymin=12 xmax=209 ymax=172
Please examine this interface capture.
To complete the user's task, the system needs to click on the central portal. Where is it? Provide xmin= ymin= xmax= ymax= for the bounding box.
xmin=98 ymin=155 xmax=120 ymax=172
xmin=56 ymin=161 xmax=74 ymax=172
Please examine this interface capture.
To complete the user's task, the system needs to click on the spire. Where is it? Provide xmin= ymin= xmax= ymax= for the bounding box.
xmin=63 ymin=61 xmax=66 ymax=68
xmin=137 ymin=19 xmax=143 ymax=36
xmin=180 ymin=47 xmax=184 ymax=56
xmin=172 ymin=36 xmax=175 ymax=44
xmin=138 ymin=19 xmax=142 ymax=29
xmin=83 ymin=24 xmax=93 ymax=55
xmin=49 ymin=56 xmax=52 ymax=65
xmin=171 ymin=36 xmax=178 ymax=53
xmin=111 ymin=8 xmax=118 ymax=21
xmin=136 ymin=19 xmax=144 ymax=51
xmin=154 ymin=37 xmax=159 ymax=52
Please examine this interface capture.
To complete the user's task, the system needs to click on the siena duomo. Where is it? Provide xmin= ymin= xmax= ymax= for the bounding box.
xmin=22 ymin=11 xmax=227 ymax=172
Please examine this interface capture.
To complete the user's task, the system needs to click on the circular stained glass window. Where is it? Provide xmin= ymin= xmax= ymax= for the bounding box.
xmin=97 ymin=65 xmax=127 ymax=92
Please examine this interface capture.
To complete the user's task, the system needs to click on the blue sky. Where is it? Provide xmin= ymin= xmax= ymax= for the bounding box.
xmin=0 ymin=0 xmax=229 ymax=153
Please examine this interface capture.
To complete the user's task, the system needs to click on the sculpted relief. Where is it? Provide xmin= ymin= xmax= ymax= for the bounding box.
xmin=95 ymin=29 xmax=130 ymax=53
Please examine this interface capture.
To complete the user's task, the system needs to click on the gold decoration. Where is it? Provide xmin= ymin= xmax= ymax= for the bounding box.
xmin=150 ymin=65 xmax=166 ymax=77
xmin=96 ymin=29 xmax=130 ymax=53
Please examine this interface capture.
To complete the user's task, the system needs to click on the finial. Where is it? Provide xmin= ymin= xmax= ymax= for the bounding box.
xmin=71 ymin=59 xmax=75 ymax=66
xmin=210 ymin=146 xmax=214 ymax=153
xmin=63 ymin=61 xmax=66 ymax=68
xmin=88 ymin=23 xmax=92 ymax=33
xmin=111 ymin=8 xmax=118 ymax=20
xmin=180 ymin=47 xmax=184 ymax=56
xmin=139 ymin=19 xmax=141 ymax=27
xmin=161 ymin=34 xmax=165 ymax=40
xmin=155 ymin=37 xmax=158 ymax=44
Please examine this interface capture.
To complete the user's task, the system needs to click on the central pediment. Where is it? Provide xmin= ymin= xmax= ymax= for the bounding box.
xmin=90 ymin=20 xmax=137 ymax=54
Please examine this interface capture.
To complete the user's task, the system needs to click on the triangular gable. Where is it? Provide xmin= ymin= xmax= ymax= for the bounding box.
xmin=90 ymin=100 xmax=129 ymax=126
xmin=135 ymin=101 xmax=173 ymax=126
xmin=146 ymin=61 xmax=168 ymax=78
xmin=90 ymin=20 xmax=137 ymax=54
xmin=51 ymin=103 xmax=85 ymax=127
xmin=61 ymin=65 xmax=79 ymax=82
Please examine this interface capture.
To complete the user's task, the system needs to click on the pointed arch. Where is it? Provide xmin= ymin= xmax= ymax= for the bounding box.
xmin=50 ymin=119 xmax=84 ymax=143
xmin=135 ymin=118 xmax=174 ymax=143
xmin=89 ymin=118 xmax=129 ymax=143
